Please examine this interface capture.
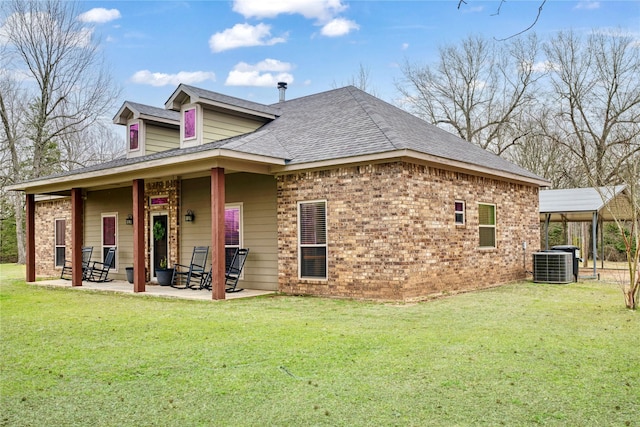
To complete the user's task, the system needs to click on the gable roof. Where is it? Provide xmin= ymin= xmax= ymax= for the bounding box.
xmin=165 ymin=84 xmax=278 ymax=119
xmin=113 ymin=101 xmax=180 ymax=126
xmin=8 ymin=85 xmax=549 ymax=194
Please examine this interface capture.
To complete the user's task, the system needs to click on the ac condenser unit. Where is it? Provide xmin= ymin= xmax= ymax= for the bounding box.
xmin=533 ymin=252 xmax=573 ymax=284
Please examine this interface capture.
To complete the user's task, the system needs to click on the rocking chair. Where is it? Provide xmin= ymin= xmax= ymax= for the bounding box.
xmin=172 ymin=246 xmax=209 ymax=289
xmin=202 ymin=248 xmax=249 ymax=293
xmin=60 ymin=246 xmax=93 ymax=280
xmin=86 ymin=247 xmax=116 ymax=282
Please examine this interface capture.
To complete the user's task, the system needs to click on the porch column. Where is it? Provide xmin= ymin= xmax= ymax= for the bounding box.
xmin=71 ymin=188 xmax=83 ymax=286
xmin=133 ymin=179 xmax=146 ymax=292
xmin=25 ymin=193 xmax=35 ymax=283
xmin=211 ymin=168 xmax=225 ymax=300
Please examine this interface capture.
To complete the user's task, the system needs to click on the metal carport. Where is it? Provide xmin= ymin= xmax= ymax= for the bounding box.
xmin=539 ymin=185 xmax=629 ymax=279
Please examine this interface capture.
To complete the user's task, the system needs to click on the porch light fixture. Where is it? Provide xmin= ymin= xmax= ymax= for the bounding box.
xmin=184 ymin=209 xmax=195 ymax=222
xmin=125 ymin=214 xmax=134 ymax=225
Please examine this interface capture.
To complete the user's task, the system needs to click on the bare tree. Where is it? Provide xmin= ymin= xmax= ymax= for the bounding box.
xmin=333 ymin=63 xmax=379 ymax=97
xmin=543 ymin=30 xmax=640 ymax=187
xmin=0 ymin=0 xmax=120 ymax=263
xmin=593 ymin=158 xmax=640 ymax=310
xmin=397 ymin=34 xmax=543 ymax=156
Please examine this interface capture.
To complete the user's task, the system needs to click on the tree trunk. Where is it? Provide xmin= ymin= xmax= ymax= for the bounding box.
xmin=9 ymin=192 xmax=25 ymax=264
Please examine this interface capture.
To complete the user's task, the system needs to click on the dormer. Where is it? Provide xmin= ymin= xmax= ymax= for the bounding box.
xmin=113 ymin=101 xmax=180 ymax=158
xmin=164 ymin=84 xmax=278 ymax=149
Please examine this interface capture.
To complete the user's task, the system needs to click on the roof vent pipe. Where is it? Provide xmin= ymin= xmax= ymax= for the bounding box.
xmin=277 ymin=82 xmax=287 ymax=103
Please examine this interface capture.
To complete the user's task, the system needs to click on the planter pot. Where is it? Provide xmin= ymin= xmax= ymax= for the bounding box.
xmin=125 ymin=267 xmax=134 ymax=284
xmin=156 ymin=268 xmax=174 ymax=286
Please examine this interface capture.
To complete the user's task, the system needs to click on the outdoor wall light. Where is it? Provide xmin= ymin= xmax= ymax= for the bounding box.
xmin=125 ymin=214 xmax=134 ymax=225
xmin=184 ymin=209 xmax=195 ymax=222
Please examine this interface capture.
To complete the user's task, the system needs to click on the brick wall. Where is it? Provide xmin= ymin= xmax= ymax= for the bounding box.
xmin=34 ymin=197 xmax=71 ymax=278
xmin=276 ymin=162 xmax=540 ymax=301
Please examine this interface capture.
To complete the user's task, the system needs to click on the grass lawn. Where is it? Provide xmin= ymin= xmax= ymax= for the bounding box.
xmin=1 ymin=264 xmax=638 ymax=426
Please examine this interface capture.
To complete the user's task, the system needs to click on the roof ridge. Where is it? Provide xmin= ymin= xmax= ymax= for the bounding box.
xmin=346 ymin=87 xmax=402 ymax=150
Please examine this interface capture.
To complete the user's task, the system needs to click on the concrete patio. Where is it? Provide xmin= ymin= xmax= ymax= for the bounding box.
xmin=29 ymin=279 xmax=275 ymax=301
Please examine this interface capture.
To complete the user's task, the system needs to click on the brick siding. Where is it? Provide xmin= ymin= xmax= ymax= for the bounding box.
xmin=277 ymin=162 xmax=540 ymax=301
xmin=34 ymin=197 xmax=71 ymax=278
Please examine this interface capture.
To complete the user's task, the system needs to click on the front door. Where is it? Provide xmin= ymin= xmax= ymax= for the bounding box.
xmin=151 ymin=213 xmax=168 ymax=279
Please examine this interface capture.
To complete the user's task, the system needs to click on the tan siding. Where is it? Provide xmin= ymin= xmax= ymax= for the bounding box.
xmin=180 ymin=173 xmax=278 ymax=291
xmin=201 ymin=109 xmax=265 ymax=142
xmin=145 ymin=123 xmax=179 ymax=154
xmin=84 ymin=187 xmax=133 ymax=281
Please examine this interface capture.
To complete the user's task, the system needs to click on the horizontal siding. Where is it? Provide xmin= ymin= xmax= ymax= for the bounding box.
xmin=180 ymin=173 xmax=278 ymax=291
xmin=202 ymin=109 xmax=265 ymax=142
xmin=84 ymin=187 xmax=133 ymax=281
xmin=145 ymin=123 xmax=179 ymax=154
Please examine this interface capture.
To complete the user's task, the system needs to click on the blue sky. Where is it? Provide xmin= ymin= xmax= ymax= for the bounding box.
xmin=79 ymin=0 xmax=638 ymax=111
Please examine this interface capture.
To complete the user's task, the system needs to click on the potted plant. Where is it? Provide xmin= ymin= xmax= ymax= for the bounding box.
xmin=125 ymin=266 xmax=134 ymax=283
xmin=156 ymin=257 xmax=174 ymax=286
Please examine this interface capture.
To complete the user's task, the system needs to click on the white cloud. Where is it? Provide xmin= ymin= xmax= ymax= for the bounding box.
xmin=234 ymin=58 xmax=293 ymax=72
xmin=225 ymin=59 xmax=294 ymax=87
xmin=320 ymin=18 xmax=359 ymax=37
xmin=209 ymin=23 xmax=286 ymax=53
xmin=78 ymin=8 xmax=121 ymax=24
xmin=233 ymin=0 xmax=346 ymax=21
xmin=130 ymin=70 xmax=216 ymax=87
xmin=401 ymin=43 xmax=409 ymax=50
xmin=574 ymin=1 xmax=600 ymax=10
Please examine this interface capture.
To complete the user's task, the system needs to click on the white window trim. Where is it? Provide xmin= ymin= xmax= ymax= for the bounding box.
xmin=181 ymin=104 xmax=202 ymax=148
xmin=101 ymin=212 xmax=118 ymax=271
xmin=478 ymin=203 xmax=496 ymax=249
xmin=54 ymin=218 xmax=66 ymax=268
xmin=297 ymin=200 xmax=328 ymax=281
xmin=455 ymin=200 xmax=466 ymax=225
xmin=225 ymin=203 xmax=245 ymax=279
xmin=127 ymin=119 xmax=145 ymax=155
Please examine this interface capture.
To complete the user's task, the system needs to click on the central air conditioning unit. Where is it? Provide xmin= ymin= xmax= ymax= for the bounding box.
xmin=533 ymin=252 xmax=573 ymax=284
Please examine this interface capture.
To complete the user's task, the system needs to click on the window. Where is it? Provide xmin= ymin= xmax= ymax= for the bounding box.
xmin=478 ymin=204 xmax=496 ymax=248
xmin=455 ymin=200 xmax=465 ymax=225
xmin=184 ymin=107 xmax=196 ymax=140
xmin=55 ymin=219 xmax=66 ymax=267
xmin=102 ymin=214 xmax=117 ymax=269
xmin=225 ymin=204 xmax=243 ymax=271
xmin=129 ymin=122 xmax=139 ymax=150
xmin=298 ymin=201 xmax=327 ymax=279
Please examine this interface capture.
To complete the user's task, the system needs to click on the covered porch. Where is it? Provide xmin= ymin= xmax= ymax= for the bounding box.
xmin=15 ymin=149 xmax=283 ymax=300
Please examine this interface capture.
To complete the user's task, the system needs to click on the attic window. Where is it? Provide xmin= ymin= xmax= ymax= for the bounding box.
xmin=129 ymin=123 xmax=139 ymax=150
xmin=184 ymin=108 xmax=196 ymax=140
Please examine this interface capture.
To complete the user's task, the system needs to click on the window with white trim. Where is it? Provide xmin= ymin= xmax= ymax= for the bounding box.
xmin=455 ymin=200 xmax=465 ymax=225
xmin=478 ymin=203 xmax=496 ymax=248
xmin=128 ymin=122 xmax=139 ymax=151
xmin=183 ymin=107 xmax=197 ymax=140
xmin=101 ymin=214 xmax=117 ymax=269
xmin=55 ymin=219 xmax=66 ymax=267
xmin=298 ymin=200 xmax=327 ymax=280
xmin=225 ymin=204 xmax=243 ymax=272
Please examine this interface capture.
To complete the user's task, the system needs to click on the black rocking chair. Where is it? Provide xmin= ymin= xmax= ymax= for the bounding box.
xmin=86 ymin=247 xmax=116 ymax=282
xmin=172 ymin=246 xmax=209 ymax=289
xmin=202 ymin=248 xmax=249 ymax=293
xmin=61 ymin=246 xmax=93 ymax=280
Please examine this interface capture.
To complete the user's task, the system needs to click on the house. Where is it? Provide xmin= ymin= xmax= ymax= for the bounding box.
xmin=10 ymin=84 xmax=550 ymax=300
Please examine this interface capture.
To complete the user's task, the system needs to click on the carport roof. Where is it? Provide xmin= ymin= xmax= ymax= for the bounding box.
xmin=539 ymin=185 xmax=628 ymax=222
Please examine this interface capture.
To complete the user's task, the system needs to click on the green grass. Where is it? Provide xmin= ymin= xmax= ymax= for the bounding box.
xmin=1 ymin=264 xmax=638 ymax=426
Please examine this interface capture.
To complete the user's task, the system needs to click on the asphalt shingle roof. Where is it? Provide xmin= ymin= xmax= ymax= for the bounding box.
xmin=17 ymin=85 xmax=548 ymax=186
xmin=125 ymin=101 xmax=180 ymax=122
